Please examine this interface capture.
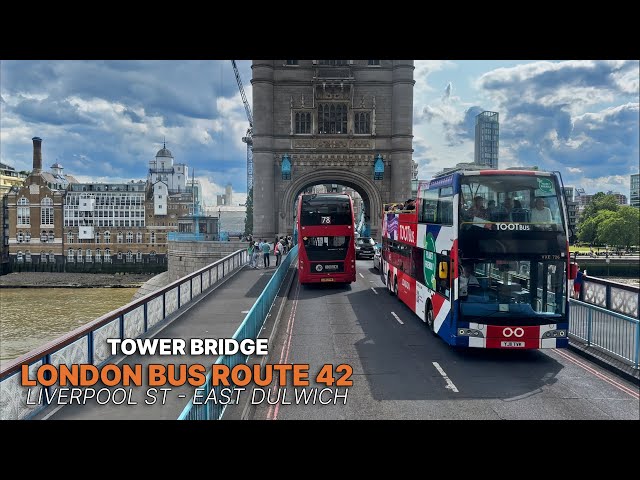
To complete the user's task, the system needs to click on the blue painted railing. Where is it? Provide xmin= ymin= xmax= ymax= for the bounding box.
xmin=569 ymin=298 xmax=639 ymax=368
xmin=178 ymin=245 xmax=298 ymax=420
xmin=0 ymin=249 xmax=248 ymax=420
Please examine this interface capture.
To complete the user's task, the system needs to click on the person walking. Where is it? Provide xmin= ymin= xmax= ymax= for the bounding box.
xmin=252 ymin=241 xmax=261 ymax=269
xmin=247 ymin=241 xmax=255 ymax=268
xmin=274 ymin=239 xmax=282 ymax=267
xmin=573 ymin=265 xmax=584 ymax=299
xmin=262 ymin=239 xmax=271 ymax=268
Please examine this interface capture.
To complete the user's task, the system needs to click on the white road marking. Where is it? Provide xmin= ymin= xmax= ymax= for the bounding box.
xmin=432 ymin=362 xmax=459 ymax=393
xmin=359 ymin=273 xmax=364 ymax=278
xmin=391 ymin=311 xmax=404 ymax=325
xmin=370 ymin=287 xmax=378 ymax=295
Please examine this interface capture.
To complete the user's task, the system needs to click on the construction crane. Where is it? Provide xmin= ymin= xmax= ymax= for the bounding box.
xmin=231 ymin=60 xmax=253 ymax=194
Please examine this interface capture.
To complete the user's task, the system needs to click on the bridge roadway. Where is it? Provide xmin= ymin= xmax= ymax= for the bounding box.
xmin=36 ymin=258 xmax=639 ymax=420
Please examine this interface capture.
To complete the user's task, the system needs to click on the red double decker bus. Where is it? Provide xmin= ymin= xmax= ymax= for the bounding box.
xmin=296 ymin=193 xmax=356 ymax=285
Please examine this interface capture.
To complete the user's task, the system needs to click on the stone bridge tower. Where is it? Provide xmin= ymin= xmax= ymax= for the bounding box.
xmin=251 ymin=60 xmax=414 ymax=240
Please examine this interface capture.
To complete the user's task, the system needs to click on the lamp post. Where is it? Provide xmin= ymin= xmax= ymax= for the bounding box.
xmin=218 ymin=207 xmax=221 ymax=241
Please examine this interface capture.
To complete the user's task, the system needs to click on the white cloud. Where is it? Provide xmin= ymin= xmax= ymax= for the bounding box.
xmin=567 ymin=167 xmax=583 ymax=173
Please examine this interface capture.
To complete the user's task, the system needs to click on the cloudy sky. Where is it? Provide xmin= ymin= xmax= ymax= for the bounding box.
xmin=1 ymin=60 xmax=638 ymax=205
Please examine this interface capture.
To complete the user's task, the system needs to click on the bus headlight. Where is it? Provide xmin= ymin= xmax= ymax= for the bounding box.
xmin=542 ymin=330 xmax=566 ymax=338
xmin=457 ymin=328 xmax=484 ymax=338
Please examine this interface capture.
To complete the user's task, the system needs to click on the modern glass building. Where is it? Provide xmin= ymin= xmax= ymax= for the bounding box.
xmin=474 ymin=111 xmax=499 ymax=169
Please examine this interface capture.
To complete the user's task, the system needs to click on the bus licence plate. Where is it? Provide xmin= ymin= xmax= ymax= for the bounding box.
xmin=321 ymin=278 xmax=335 ymax=282
xmin=501 ymin=341 xmax=525 ymax=347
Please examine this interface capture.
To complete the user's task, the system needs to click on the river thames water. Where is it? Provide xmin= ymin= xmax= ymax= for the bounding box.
xmin=0 ymin=288 xmax=137 ymax=366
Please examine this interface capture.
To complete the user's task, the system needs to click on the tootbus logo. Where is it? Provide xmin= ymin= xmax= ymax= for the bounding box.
xmin=503 ymin=327 xmax=524 ymax=337
xmin=399 ymin=225 xmax=415 ymax=243
xmin=496 ymin=223 xmax=530 ymax=231
xmin=315 ymin=264 xmax=323 ymax=272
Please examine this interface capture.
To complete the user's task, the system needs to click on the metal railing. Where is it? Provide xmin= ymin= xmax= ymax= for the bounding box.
xmin=578 ymin=277 xmax=639 ymax=319
xmin=0 ymin=249 xmax=248 ymax=420
xmin=569 ymin=299 xmax=640 ymax=368
xmin=178 ymin=244 xmax=298 ymax=420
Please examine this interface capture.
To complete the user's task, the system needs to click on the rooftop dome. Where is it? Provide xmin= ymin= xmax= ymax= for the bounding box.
xmin=156 ymin=140 xmax=173 ymax=158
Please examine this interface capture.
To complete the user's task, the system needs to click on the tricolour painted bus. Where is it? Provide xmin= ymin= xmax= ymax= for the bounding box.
xmin=382 ymin=167 xmax=574 ymax=349
xmin=297 ymin=193 xmax=357 ymax=285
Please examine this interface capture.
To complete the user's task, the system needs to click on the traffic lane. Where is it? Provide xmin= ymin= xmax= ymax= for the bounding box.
xmin=251 ymin=264 xmax=475 ymax=420
xmin=252 ymin=261 xmax=536 ymax=419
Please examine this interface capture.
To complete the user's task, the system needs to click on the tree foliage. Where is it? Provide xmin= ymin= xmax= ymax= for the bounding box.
xmin=580 ymin=192 xmax=619 ymax=224
xmin=578 ymin=210 xmax=616 ymax=245
xmin=244 ymin=186 xmax=253 ymax=236
xmin=596 ymin=206 xmax=640 ymax=248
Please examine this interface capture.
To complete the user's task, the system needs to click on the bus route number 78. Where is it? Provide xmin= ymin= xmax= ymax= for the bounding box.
xmin=321 ymin=216 xmax=332 ymax=224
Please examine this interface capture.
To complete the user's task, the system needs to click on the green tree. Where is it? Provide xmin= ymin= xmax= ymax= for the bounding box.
xmin=244 ymin=186 xmax=253 ymax=236
xmin=578 ymin=210 xmax=616 ymax=245
xmin=580 ymin=192 xmax=619 ymax=224
xmin=596 ymin=206 xmax=640 ymax=249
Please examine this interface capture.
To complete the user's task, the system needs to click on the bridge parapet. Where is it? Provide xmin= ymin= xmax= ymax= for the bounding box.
xmin=578 ymin=277 xmax=639 ymax=319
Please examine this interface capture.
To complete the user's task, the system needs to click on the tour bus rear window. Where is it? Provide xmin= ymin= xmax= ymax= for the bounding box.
xmin=300 ymin=194 xmax=352 ymax=225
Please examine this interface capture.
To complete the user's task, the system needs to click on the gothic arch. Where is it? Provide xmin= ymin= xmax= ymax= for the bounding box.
xmin=279 ymin=169 xmax=383 ymax=236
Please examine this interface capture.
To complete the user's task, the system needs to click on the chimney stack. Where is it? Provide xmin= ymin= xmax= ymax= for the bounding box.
xmin=32 ymin=137 xmax=43 ymax=173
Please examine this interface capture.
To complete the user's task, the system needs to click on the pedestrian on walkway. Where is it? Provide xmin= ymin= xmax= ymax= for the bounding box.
xmin=247 ymin=242 xmax=255 ymax=268
xmin=252 ymin=242 xmax=261 ymax=268
xmin=274 ymin=239 xmax=282 ymax=267
xmin=261 ymin=239 xmax=271 ymax=268
xmin=573 ymin=265 xmax=584 ymax=298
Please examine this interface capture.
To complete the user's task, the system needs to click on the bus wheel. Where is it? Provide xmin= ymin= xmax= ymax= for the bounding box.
xmin=388 ymin=272 xmax=395 ymax=295
xmin=426 ymin=304 xmax=436 ymax=335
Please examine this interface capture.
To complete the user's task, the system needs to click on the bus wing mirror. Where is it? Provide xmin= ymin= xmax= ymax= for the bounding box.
xmin=438 ymin=261 xmax=448 ymax=279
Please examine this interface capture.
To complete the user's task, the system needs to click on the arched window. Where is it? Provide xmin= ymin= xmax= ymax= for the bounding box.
xmin=126 ymin=232 xmax=133 ymax=243
xmin=104 ymin=231 xmax=111 ymax=243
xmin=117 ymin=251 xmax=122 ymax=260
xmin=354 ymin=112 xmax=371 ymax=134
xmin=48 ymin=250 xmax=54 ymax=263
xmin=150 ymin=251 xmax=157 ymax=262
xmin=68 ymin=248 xmax=74 ymax=262
xmin=41 ymin=251 xmax=47 ymax=262
xmin=25 ymin=232 xmax=31 ymax=242
xmin=17 ymin=230 xmax=24 ymax=243
xmin=17 ymin=251 xmax=24 ymax=263
xmin=95 ymin=231 xmax=101 ymax=243
xmin=126 ymin=251 xmax=133 ymax=262
xmin=150 ymin=232 xmax=156 ymax=244
xmin=77 ymin=248 xmax=83 ymax=262
xmin=17 ymin=197 xmax=30 ymax=225
xmin=104 ymin=249 xmax=111 ymax=262
xmin=117 ymin=232 xmax=123 ymax=243
xmin=86 ymin=249 xmax=92 ymax=262
xmin=295 ymin=112 xmax=311 ymax=134
xmin=48 ymin=230 xmax=54 ymax=242
xmin=317 ymin=103 xmax=348 ymax=134
xmin=41 ymin=230 xmax=48 ymax=242
xmin=25 ymin=251 xmax=32 ymax=263
xmin=67 ymin=231 xmax=75 ymax=243
xmin=95 ymin=248 xmax=101 ymax=262
xmin=136 ymin=251 xmax=142 ymax=262
xmin=41 ymin=197 xmax=54 ymax=225
xmin=136 ymin=232 xmax=142 ymax=243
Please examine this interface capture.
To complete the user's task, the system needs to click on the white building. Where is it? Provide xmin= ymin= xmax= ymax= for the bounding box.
xmin=148 ymin=143 xmax=188 ymax=193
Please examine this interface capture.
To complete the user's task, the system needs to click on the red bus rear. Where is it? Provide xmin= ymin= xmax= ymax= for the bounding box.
xmin=296 ymin=193 xmax=357 ymax=285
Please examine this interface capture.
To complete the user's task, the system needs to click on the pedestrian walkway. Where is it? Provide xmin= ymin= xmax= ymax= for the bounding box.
xmin=36 ymin=264 xmax=280 ymax=420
